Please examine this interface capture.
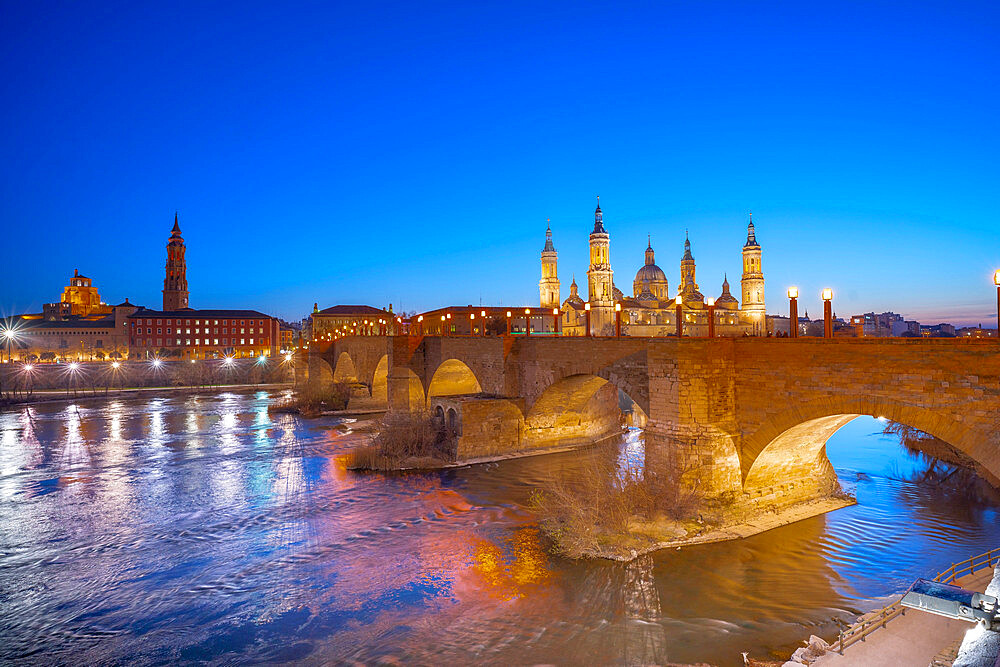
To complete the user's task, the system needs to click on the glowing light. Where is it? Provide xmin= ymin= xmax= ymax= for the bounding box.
xmin=111 ymin=361 xmax=120 ymax=370
xmin=615 ymin=303 xmax=621 ymax=312
xmin=552 ymin=308 xmax=559 ymax=315
xmin=152 ymin=358 xmax=162 ymax=368
xmin=284 ymin=353 xmax=293 ymax=362
xmin=822 ymin=288 xmax=834 ymax=301
xmin=787 ymin=286 xmax=799 ymax=299
xmin=584 ymin=303 xmax=590 ymax=311
xmin=69 ymin=362 xmax=80 ymax=371
xmin=223 ymin=356 xmax=235 ymax=366
xmin=24 ymin=364 xmax=34 ymax=372
xmin=706 ymin=297 xmax=715 ymax=307
xmin=675 ymin=295 xmax=683 ymax=306
xmin=994 ymin=269 xmax=1000 ymax=286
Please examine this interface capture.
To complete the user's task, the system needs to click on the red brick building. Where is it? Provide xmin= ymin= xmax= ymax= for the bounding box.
xmin=128 ymin=309 xmax=279 ymax=359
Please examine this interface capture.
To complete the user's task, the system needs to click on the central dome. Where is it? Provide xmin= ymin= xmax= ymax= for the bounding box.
xmin=634 ymin=263 xmax=667 ymax=283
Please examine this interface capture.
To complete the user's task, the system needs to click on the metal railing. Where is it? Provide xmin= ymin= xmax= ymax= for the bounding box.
xmin=834 ymin=547 xmax=1000 ymax=654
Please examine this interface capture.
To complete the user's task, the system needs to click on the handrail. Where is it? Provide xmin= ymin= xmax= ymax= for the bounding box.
xmin=834 ymin=547 xmax=1000 ymax=654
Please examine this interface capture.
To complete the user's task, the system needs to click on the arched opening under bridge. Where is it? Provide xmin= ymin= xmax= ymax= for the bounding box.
xmin=426 ymin=359 xmax=483 ymax=406
xmin=525 ymin=374 xmax=647 ymax=449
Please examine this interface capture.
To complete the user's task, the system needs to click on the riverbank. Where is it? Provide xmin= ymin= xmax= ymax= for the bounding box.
xmin=588 ymin=495 xmax=857 ymax=562
xmin=0 ymin=382 xmax=293 ymax=407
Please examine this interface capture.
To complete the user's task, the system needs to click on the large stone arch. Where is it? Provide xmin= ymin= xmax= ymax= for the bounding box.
xmin=740 ymin=396 xmax=1000 ymax=489
xmin=333 ymin=351 xmax=358 ymax=383
xmin=524 ymin=373 xmax=637 ymax=449
xmin=308 ymin=355 xmax=335 ymax=390
xmin=426 ymin=359 xmax=483 ymax=406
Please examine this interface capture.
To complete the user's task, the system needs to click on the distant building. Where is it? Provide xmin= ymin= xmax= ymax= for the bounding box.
xmin=128 ymin=309 xmax=279 ymax=359
xmin=956 ymin=325 xmax=996 ymax=339
xmin=921 ymin=323 xmax=956 ymax=337
xmin=547 ymin=203 xmax=766 ymax=337
xmin=311 ymin=304 xmax=396 ymax=339
xmin=891 ymin=320 xmax=921 ymax=337
xmin=8 ymin=300 xmax=140 ymax=361
xmin=411 ymin=306 xmax=526 ymax=336
xmin=43 ymin=269 xmax=114 ymax=319
xmin=848 ymin=311 xmax=903 ymax=337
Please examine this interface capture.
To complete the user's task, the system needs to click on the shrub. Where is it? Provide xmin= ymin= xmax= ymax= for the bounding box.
xmin=346 ymin=411 xmax=447 ymax=470
xmin=268 ymin=382 xmax=351 ymax=417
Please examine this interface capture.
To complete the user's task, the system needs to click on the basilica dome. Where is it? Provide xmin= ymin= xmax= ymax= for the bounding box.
xmin=634 ymin=263 xmax=667 ymax=284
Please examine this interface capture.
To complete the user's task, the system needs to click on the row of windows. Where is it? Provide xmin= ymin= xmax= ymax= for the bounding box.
xmin=134 ymin=338 xmax=259 ymax=347
xmin=136 ymin=327 xmax=264 ymax=335
xmin=135 ymin=318 xmax=266 ymax=326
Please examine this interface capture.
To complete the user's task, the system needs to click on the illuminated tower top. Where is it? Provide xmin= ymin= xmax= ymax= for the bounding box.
xmin=162 ymin=212 xmax=189 ymax=310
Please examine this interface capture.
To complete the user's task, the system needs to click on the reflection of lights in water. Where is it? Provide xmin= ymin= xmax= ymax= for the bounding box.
xmin=470 ymin=527 xmax=552 ymax=601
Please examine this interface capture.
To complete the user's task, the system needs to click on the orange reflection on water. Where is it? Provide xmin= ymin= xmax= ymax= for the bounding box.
xmin=468 ymin=526 xmax=553 ymax=601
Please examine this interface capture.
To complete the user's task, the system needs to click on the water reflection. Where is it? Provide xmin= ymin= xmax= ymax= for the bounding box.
xmin=0 ymin=396 xmax=997 ymax=666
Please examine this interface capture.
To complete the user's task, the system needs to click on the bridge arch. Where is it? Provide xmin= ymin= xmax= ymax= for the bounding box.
xmin=524 ymin=373 xmax=642 ymax=448
xmin=741 ymin=396 xmax=1000 ymax=491
xmin=426 ymin=359 xmax=483 ymax=406
xmin=370 ymin=354 xmax=388 ymax=404
xmin=333 ymin=352 xmax=359 ymax=383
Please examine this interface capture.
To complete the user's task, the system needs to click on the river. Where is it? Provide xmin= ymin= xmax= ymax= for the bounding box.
xmin=1 ymin=390 xmax=997 ymax=665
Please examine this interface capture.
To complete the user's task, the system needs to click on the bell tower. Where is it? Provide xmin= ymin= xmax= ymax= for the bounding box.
xmin=539 ymin=221 xmax=560 ymax=309
xmin=162 ymin=212 xmax=189 ymax=310
xmin=740 ymin=212 xmax=765 ymax=335
xmin=586 ymin=197 xmax=614 ymax=335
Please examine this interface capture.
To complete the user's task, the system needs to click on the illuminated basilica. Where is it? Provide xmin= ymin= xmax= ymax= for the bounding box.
xmin=540 ymin=200 xmax=766 ymax=337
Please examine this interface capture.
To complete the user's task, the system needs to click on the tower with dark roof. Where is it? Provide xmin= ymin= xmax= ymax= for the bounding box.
xmin=678 ymin=232 xmax=703 ymax=301
xmin=162 ymin=212 xmax=189 ymax=310
xmin=586 ymin=197 xmax=614 ymax=334
xmin=539 ymin=221 xmax=561 ymax=309
xmin=740 ymin=212 xmax=765 ymax=334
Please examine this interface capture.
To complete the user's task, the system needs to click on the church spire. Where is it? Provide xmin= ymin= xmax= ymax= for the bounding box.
xmin=682 ymin=231 xmax=694 ymax=261
xmin=543 ymin=219 xmax=555 ymax=252
xmin=592 ymin=196 xmax=606 ymax=234
xmin=744 ymin=211 xmax=759 ymax=247
xmin=645 ymin=235 xmax=655 ymax=265
xmin=172 ymin=211 xmax=181 ymax=234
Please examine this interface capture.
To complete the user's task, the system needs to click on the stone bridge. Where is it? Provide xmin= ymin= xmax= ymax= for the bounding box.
xmin=305 ymin=336 xmax=1000 ymax=509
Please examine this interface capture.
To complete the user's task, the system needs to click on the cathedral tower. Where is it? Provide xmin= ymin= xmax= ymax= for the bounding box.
xmin=539 ymin=221 xmax=560 ymax=309
xmin=162 ymin=212 xmax=189 ymax=310
xmin=678 ymin=232 xmax=703 ymax=301
xmin=586 ymin=198 xmax=614 ymax=335
xmin=740 ymin=213 xmax=765 ymax=335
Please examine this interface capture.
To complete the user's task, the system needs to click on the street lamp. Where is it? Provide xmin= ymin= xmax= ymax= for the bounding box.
xmin=787 ymin=287 xmax=799 ymax=338
xmin=552 ymin=307 xmax=560 ymax=335
xmin=481 ymin=310 xmax=487 ymax=337
xmin=706 ymin=296 xmax=716 ymax=338
xmin=822 ymin=288 xmax=834 ymax=339
xmin=615 ymin=302 xmax=622 ymax=338
xmin=584 ymin=302 xmax=591 ymax=337
xmin=524 ymin=308 xmax=531 ymax=336
xmin=506 ymin=310 xmax=512 ymax=336
xmin=675 ymin=294 xmax=683 ymax=338
xmin=994 ymin=270 xmax=1000 ymax=337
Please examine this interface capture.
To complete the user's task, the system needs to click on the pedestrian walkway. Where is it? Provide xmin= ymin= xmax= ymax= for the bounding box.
xmin=812 ymin=569 xmax=995 ymax=666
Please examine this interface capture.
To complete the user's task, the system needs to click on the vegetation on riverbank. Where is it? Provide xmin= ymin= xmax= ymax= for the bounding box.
xmin=268 ymin=383 xmax=351 ymax=417
xmin=530 ymin=449 xmax=706 ymax=559
xmin=345 ymin=412 xmax=450 ymax=470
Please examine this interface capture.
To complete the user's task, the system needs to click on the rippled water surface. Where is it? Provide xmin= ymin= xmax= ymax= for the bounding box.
xmin=1 ymin=390 xmax=998 ymax=665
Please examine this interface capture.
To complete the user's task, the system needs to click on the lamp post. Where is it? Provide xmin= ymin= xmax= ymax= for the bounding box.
xmin=524 ymin=308 xmax=531 ymax=336
xmin=994 ymin=270 xmax=1000 ymax=337
xmin=481 ymin=310 xmax=487 ymax=337
xmin=675 ymin=294 xmax=683 ymax=338
xmin=552 ymin=308 xmax=560 ymax=335
xmin=584 ymin=303 xmax=591 ymax=337
xmin=441 ymin=314 xmax=447 ymax=337
xmin=706 ymin=297 xmax=715 ymax=338
xmin=417 ymin=315 xmax=424 ymax=336
xmin=506 ymin=311 xmax=512 ymax=336
xmin=469 ymin=312 xmax=475 ymax=336
xmin=822 ymin=288 xmax=834 ymax=339
xmin=615 ymin=303 xmax=622 ymax=338
xmin=787 ymin=287 xmax=799 ymax=338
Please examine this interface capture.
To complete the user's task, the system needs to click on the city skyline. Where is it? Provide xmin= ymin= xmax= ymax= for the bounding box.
xmin=2 ymin=2 xmax=998 ymax=325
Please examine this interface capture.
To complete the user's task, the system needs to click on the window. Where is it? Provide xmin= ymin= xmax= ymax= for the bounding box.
xmin=213 ymin=338 xmax=219 ymax=345
xmin=222 ymin=338 xmax=228 ymax=345
xmin=249 ymin=338 xmax=254 ymax=345
xmin=157 ymin=328 xmax=162 ymax=334
xmin=195 ymin=328 xmax=200 ymax=334
xmin=186 ymin=339 xmax=191 ymax=346
xmin=241 ymin=339 xmax=245 ymax=345
xmin=195 ymin=320 xmax=200 ymax=325
xmin=167 ymin=328 xmax=172 ymax=334
xmin=176 ymin=339 xmax=181 ymax=345
xmin=146 ymin=319 xmax=151 ymax=325
xmin=185 ymin=328 xmax=191 ymax=334
xmin=146 ymin=327 xmax=151 ymax=334
xmin=240 ymin=328 xmax=245 ymax=334
xmin=213 ymin=320 xmax=218 ymax=325
xmin=156 ymin=338 xmax=161 ymax=346
xmin=156 ymin=319 xmax=161 ymax=325
xmin=222 ymin=328 xmax=227 ymax=334
xmin=186 ymin=320 xmax=191 ymax=325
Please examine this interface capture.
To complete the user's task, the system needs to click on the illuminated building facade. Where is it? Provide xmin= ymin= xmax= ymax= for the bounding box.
xmin=128 ymin=309 xmax=279 ymax=359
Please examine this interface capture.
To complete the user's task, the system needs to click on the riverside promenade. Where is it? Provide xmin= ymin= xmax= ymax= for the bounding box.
xmin=812 ymin=568 xmax=996 ymax=666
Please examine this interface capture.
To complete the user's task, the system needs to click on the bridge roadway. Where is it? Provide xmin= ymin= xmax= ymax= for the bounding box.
xmin=303 ymin=335 xmax=1000 ymax=511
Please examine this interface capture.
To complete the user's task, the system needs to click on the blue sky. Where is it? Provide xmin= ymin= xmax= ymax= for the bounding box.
xmin=1 ymin=1 xmax=998 ymax=325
